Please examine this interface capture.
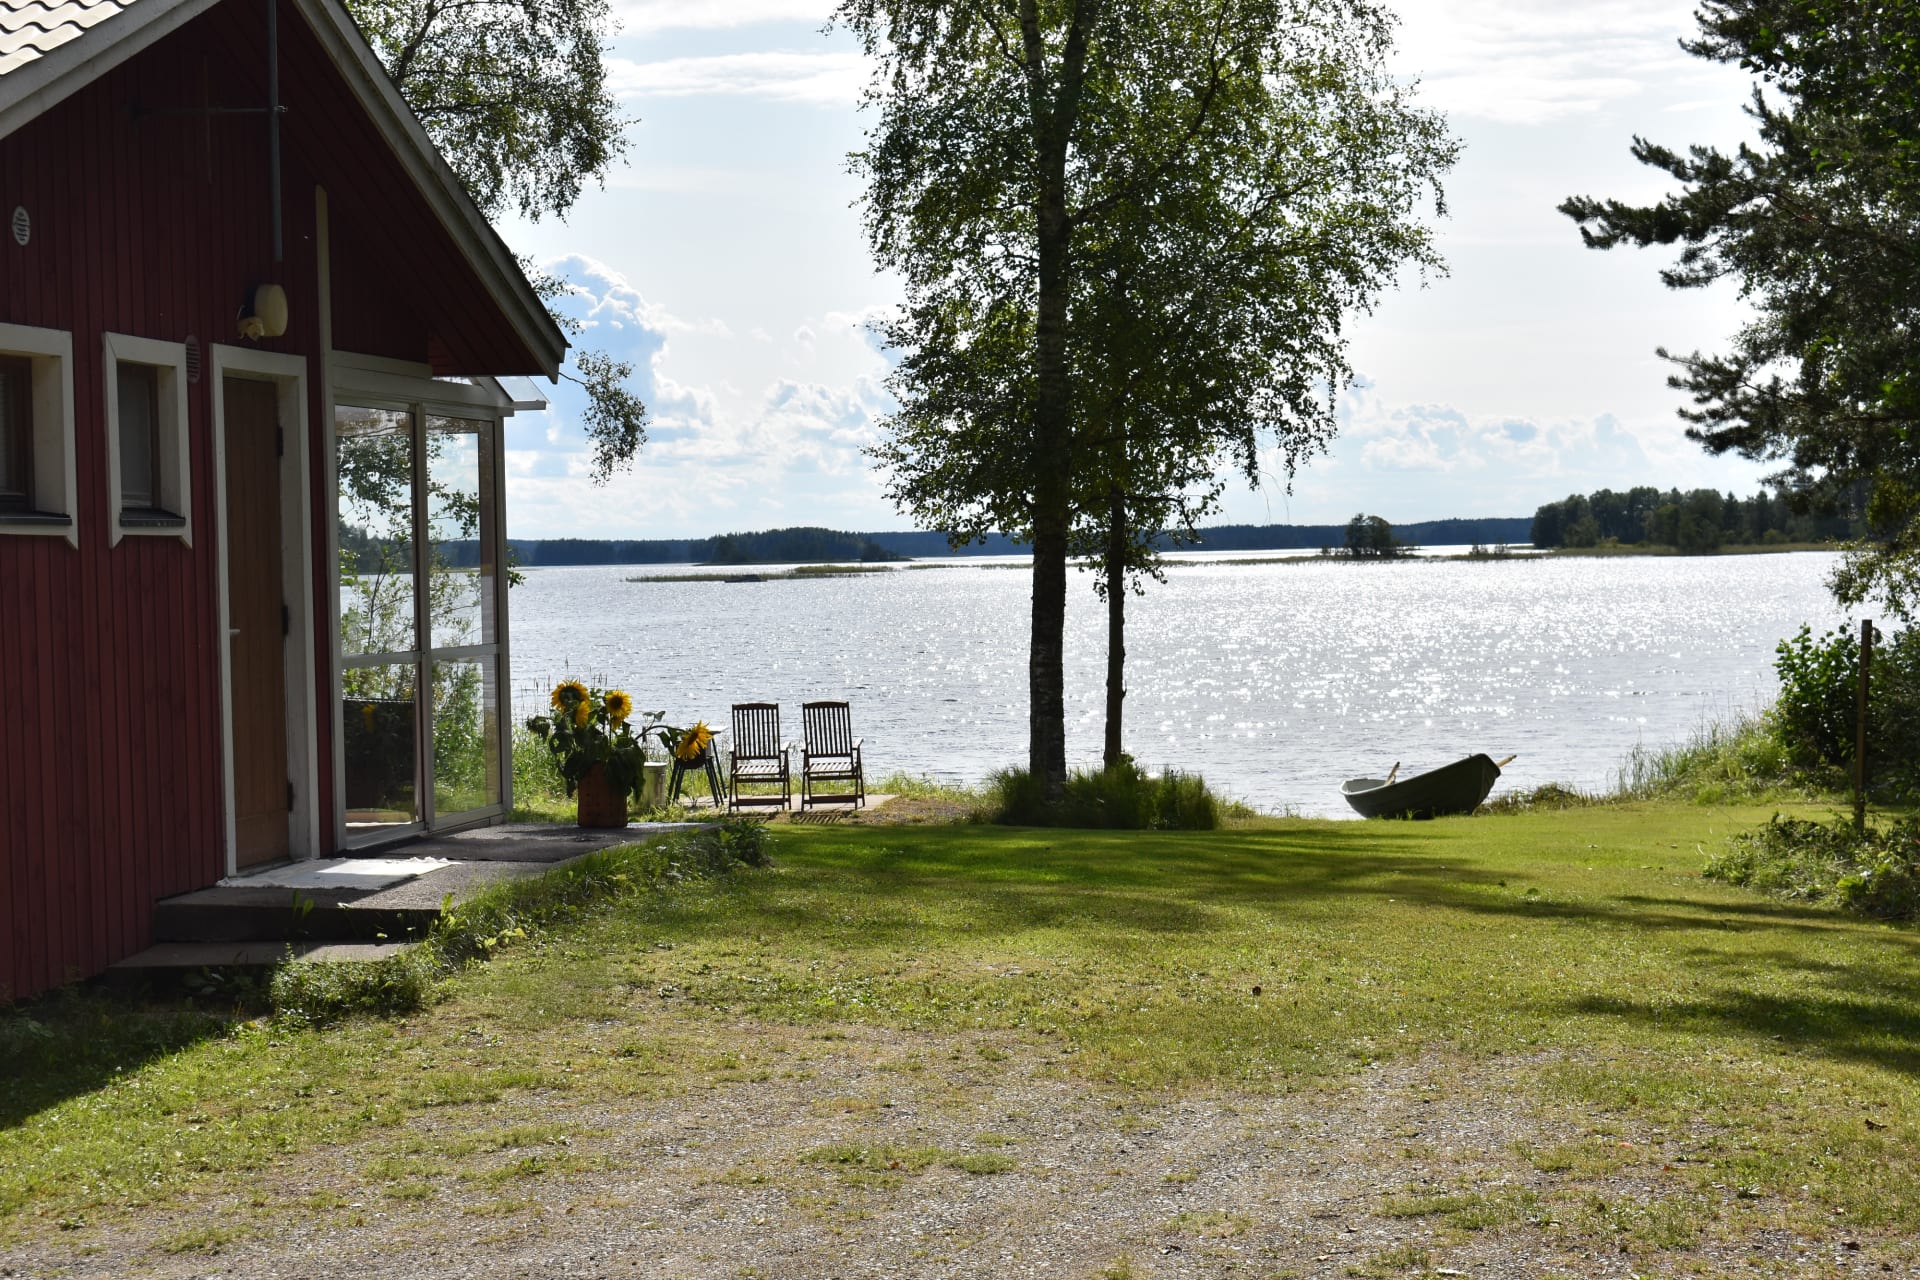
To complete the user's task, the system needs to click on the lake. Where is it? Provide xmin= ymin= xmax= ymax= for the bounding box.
xmin=508 ymin=550 xmax=1850 ymax=817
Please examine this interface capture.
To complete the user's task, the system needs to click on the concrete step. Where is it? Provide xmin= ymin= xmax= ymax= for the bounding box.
xmin=151 ymin=890 xmax=441 ymax=943
xmin=103 ymin=940 xmax=412 ymax=988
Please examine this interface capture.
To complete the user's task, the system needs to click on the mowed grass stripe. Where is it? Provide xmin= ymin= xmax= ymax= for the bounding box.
xmin=3 ymin=802 xmax=1917 ymax=1247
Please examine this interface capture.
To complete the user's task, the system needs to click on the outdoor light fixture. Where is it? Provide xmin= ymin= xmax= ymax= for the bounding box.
xmin=237 ymin=282 xmax=289 ymax=340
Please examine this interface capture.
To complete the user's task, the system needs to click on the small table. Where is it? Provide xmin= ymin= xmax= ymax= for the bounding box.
xmin=667 ymin=748 xmax=728 ymax=808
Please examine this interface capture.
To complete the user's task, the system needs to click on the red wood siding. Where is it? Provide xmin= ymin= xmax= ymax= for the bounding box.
xmin=0 ymin=0 xmax=541 ymax=1000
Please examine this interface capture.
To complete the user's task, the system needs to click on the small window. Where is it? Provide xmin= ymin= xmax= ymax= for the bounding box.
xmin=104 ymin=333 xmax=191 ymax=544
xmin=117 ymin=363 xmax=161 ymax=510
xmin=0 ymin=355 xmax=29 ymax=511
xmin=0 ymin=322 xmax=77 ymax=544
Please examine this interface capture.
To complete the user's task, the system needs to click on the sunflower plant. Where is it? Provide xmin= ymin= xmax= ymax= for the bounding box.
xmin=525 ymin=680 xmax=664 ymax=803
xmin=658 ymin=719 xmax=716 ymax=764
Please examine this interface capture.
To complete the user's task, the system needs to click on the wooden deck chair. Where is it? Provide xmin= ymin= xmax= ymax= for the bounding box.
xmin=727 ymin=702 xmax=791 ymax=813
xmin=799 ymin=701 xmax=865 ymax=810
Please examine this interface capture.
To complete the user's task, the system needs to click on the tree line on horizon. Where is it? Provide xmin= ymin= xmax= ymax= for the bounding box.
xmin=444 ymin=517 xmax=1535 ymax=568
xmin=1530 ymin=487 xmax=1857 ymax=553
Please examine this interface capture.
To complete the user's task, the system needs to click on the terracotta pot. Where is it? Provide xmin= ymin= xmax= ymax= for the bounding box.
xmin=575 ymin=763 xmax=628 ymax=829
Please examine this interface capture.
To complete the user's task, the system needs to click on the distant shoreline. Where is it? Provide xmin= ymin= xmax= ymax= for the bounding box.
xmin=479 ymin=516 xmax=1538 ymax=569
xmin=596 ymin=542 xmax=1843 ymax=579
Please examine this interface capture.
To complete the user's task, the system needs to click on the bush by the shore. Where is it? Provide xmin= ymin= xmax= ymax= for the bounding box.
xmin=980 ymin=760 xmax=1243 ymax=829
xmin=1707 ymin=813 xmax=1920 ymax=923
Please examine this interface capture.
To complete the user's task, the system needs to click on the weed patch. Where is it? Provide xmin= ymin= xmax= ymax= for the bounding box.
xmin=1707 ymin=812 xmax=1920 ymax=921
xmin=1346 ymin=1244 xmax=1430 ymax=1277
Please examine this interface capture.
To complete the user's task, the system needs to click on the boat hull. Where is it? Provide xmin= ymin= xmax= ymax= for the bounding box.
xmin=1341 ymin=754 xmax=1503 ymax=819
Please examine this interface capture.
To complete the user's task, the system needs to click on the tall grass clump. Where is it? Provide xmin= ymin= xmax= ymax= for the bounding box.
xmin=980 ymin=760 xmax=1238 ymax=829
xmin=510 ymin=724 xmax=571 ymax=819
xmin=1611 ymin=712 xmax=1808 ymax=804
xmin=870 ymin=771 xmax=982 ymax=805
xmin=1707 ymin=813 xmax=1920 ymax=922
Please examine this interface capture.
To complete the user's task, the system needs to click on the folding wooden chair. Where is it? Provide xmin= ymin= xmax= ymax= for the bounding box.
xmin=727 ymin=702 xmax=791 ymax=813
xmin=799 ymin=700 xmax=865 ymax=810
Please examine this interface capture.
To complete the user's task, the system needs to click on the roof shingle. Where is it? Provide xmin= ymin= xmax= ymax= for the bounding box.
xmin=0 ymin=0 xmax=141 ymax=77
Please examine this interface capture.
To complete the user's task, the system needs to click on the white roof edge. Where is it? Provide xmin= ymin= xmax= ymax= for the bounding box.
xmin=0 ymin=0 xmax=224 ymax=142
xmin=0 ymin=0 xmax=567 ymax=378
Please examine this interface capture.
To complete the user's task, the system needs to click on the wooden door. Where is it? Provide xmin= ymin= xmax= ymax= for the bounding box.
xmin=224 ymin=378 xmax=290 ymax=867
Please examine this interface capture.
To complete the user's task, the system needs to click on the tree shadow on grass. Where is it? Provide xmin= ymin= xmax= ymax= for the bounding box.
xmin=679 ymin=823 xmax=1524 ymax=955
xmin=0 ymin=989 xmax=243 ymax=1131
xmin=1413 ymin=882 xmax=1920 ymax=952
xmin=1556 ymin=986 xmax=1920 ymax=1079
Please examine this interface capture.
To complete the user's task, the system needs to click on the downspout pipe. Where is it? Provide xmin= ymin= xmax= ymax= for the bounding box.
xmin=268 ymin=0 xmax=282 ymax=264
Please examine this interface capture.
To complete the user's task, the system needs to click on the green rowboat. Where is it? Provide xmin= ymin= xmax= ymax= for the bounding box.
xmin=1341 ymin=753 xmax=1511 ymax=819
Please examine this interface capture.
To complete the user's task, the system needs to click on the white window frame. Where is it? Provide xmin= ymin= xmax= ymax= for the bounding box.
xmin=103 ymin=332 xmax=192 ymax=546
xmin=0 ymin=322 xmax=78 ymax=546
xmin=210 ymin=345 xmax=320 ymax=874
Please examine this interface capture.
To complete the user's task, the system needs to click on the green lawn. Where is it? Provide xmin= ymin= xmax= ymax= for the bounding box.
xmin=4 ymin=801 xmax=1917 ymax=1268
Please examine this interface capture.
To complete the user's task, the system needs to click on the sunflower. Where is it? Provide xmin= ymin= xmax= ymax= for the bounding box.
xmin=572 ymin=701 xmax=592 ymax=729
xmin=675 ymin=721 xmax=713 ymax=761
xmin=604 ymin=690 xmax=633 ymax=724
xmin=551 ymin=679 xmax=589 ymax=711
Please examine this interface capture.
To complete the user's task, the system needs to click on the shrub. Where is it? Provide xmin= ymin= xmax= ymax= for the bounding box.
xmin=981 ymin=760 xmax=1226 ymax=830
xmin=1773 ymin=625 xmax=1865 ymax=768
xmin=1708 ymin=813 xmax=1920 ymax=922
xmin=269 ymin=947 xmax=439 ymax=1025
xmin=1772 ymin=623 xmax=1920 ymax=798
xmin=713 ymin=815 xmax=773 ymax=867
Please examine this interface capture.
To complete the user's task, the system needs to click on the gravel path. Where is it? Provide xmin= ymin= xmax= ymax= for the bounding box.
xmin=6 ymin=1025 xmax=1901 ymax=1279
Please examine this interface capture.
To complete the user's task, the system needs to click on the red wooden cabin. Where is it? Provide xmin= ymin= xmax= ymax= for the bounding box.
xmin=0 ymin=0 xmax=564 ymax=999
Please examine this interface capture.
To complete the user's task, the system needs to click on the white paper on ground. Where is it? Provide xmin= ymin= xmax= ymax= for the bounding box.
xmin=219 ymin=857 xmax=455 ymax=891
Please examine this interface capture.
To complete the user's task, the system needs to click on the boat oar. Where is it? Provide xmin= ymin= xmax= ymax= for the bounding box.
xmin=1493 ymin=754 xmax=1516 ymax=769
xmin=1384 ymin=761 xmax=1400 ymax=786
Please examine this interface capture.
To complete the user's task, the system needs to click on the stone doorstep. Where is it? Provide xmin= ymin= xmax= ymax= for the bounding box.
xmin=135 ymin=822 xmax=718 ymax=974
xmin=102 ymin=940 xmax=412 ymax=987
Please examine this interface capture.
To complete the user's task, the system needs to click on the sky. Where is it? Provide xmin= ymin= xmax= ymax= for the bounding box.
xmin=498 ymin=0 xmax=1778 ymax=541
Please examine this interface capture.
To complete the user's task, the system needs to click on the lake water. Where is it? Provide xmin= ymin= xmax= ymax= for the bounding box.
xmin=508 ymin=551 xmax=1849 ymax=817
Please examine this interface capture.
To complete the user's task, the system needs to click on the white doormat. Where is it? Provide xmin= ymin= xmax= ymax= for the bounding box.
xmin=221 ymin=857 xmax=455 ymax=891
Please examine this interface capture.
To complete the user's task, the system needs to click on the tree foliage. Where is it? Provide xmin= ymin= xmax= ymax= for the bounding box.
xmin=1530 ymin=484 xmax=1855 ymax=551
xmin=347 ymin=0 xmax=649 ymax=481
xmin=1560 ymin=0 xmax=1920 ymax=617
xmin=1338 ymin=512 xmax=1403 ymax=558
xmin=845 ymin=0 xmax=1454 ymax=788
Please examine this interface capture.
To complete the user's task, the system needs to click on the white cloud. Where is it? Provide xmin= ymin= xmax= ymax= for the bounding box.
xmin=543 ymin=252 xmax=727 ymax=337
xmin=610 ymin=0 xmax=831 ymax=34
xmin=505 ymin=257 xmax=897 ymax=536
xmin=1392 ymin=0 xmax=1734 ymax=124
xmin=606 ymin=50 xmax=866 ymax=107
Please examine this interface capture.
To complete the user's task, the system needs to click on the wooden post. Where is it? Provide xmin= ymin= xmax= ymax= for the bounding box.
xmin=1854 ymin=618 xmax=1873 ymax=832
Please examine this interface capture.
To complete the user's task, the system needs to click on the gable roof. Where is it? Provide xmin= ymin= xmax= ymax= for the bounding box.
xmin=0 ymin=0 xmax=566 ymax=376
xmin=0 ymin=0 xmax=140 ymax=78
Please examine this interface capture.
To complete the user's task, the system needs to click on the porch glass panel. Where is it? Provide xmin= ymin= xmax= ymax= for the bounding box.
xmin=432 ymin=657 xmax=501 ymax=818
xmin=336 ymin=407 xmax=417 ymax=659
xmin=342 ymin=663 xmax=418 ymax=831
xmin=426 ymin=416 xmax=495 ymax=650
xmin=334 ymin=391 xmax=508 ymax=848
